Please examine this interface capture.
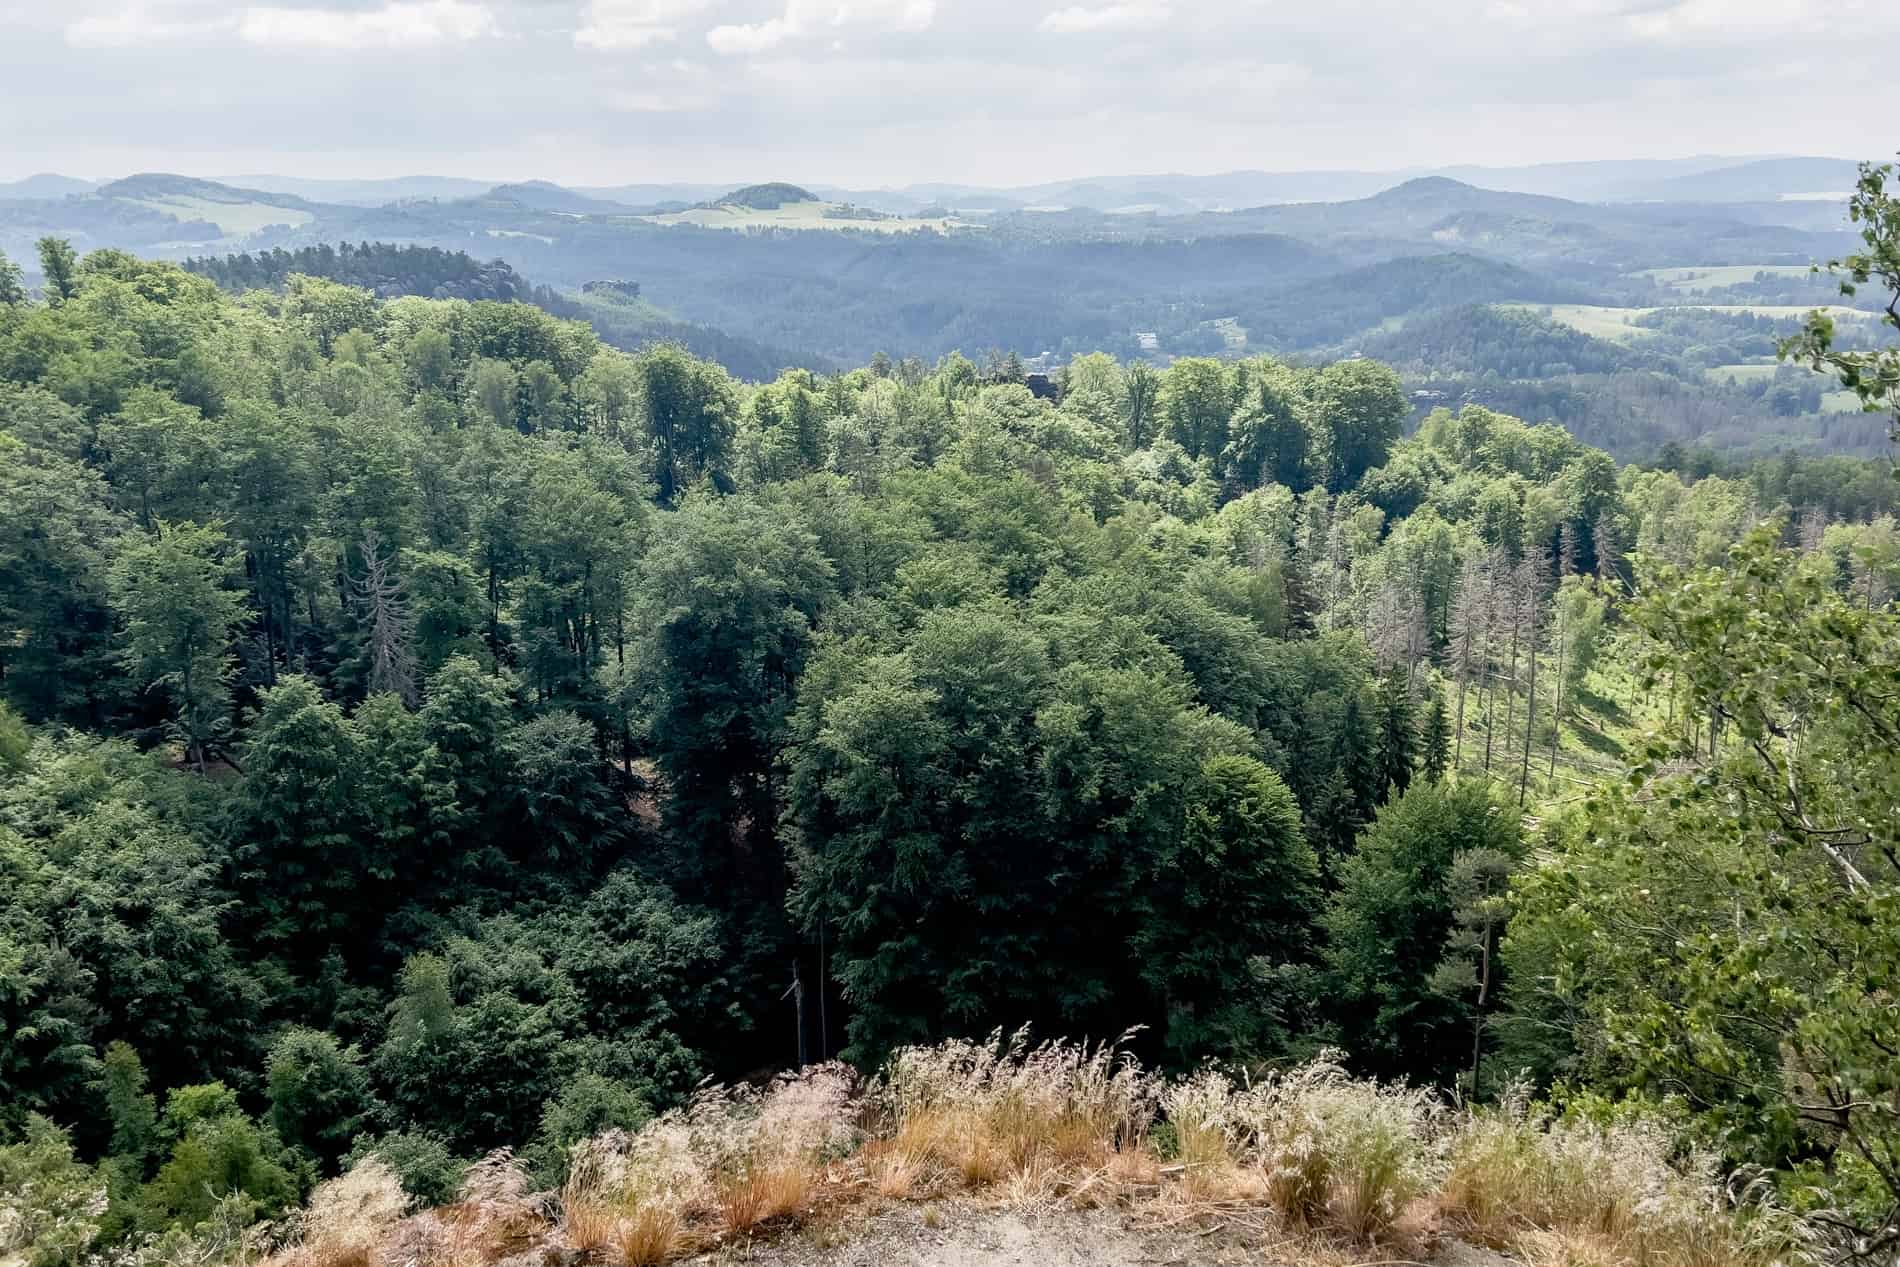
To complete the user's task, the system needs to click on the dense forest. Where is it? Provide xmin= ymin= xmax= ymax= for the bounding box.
xmin=1 ymin=162 xmax=1898 ymax=1266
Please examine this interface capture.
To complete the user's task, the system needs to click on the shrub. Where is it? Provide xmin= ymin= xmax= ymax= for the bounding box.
xmin=138 ymin=1104 xmax=300 ymax=1235
xmin=0 ymin=1116 xmax=108 ymax=1267
xmin=341 ymin=1133 xmax=465 ymax=1208
xmin=528 ymin=1074 xmax=652 ymax=1187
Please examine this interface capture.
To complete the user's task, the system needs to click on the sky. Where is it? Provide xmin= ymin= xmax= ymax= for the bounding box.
xmin=2 ymin=0 xmax=1894 ymax=188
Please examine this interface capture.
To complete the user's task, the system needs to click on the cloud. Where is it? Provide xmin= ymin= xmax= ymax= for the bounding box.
xmin=64 ymin=1 xmax=231 ymax=46
xmin=1621 ymin=0 xmax=1820 ymax=43
xmin=708 ymin=0 xmax=935 ymax=56
xmin=14 ymin=0 xmax=1900 ymax=190
xmin=607 ymin=87 xmax=714 ymax=111
xmin=576 ymin=0 xmax=721 ymax=50
xmin=1037 ymin=2 xmax=1170 ymax=33
xmin=237 ymin=0 xmax=499 ymax=49
xmin=705 ymin=15 xmax=795 ymax=53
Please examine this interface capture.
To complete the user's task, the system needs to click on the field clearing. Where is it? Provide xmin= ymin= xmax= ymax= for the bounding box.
xmin=1709 ymin=362 xmax=1782 ymax=384
xmin=638 ymin=200 xmax=974 ymax=234
xmin=1824 ymin=389 xmax=1868 ymax=414
xmin=1508 ymin=302 xmax=1881 ymax=343
xmin=122 ymin=194 xmax=313 ymax=235
xmin=485 ymin=228 xmax=555 ymax=245
xmin=1503 ymin=304 xmax=1664 ymax=342
xmin=1633 ymin=264 xmax=1813 ymax=291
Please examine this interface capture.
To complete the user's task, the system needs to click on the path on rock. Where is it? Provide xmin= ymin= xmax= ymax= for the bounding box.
xmin=687 ymin=1201 xmax=1511 ymax=1267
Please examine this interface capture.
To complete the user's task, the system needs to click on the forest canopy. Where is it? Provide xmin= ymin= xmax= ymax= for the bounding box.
xmin=2 ymin=177 xmax=1899 ymax=1263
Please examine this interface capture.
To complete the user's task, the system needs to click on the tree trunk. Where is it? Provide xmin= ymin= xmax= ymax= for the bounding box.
xmin=1519 ymin=598 xmax=1539 ymax=807
xmin=1548 ymin=604 xmax=1566 ymax=779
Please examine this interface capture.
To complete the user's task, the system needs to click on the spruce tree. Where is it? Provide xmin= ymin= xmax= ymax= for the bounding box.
xmin=1420 ymin=690 xmax=1452 ymax=782
xmin=1373 ymin=668 xmax=1418 ymax=802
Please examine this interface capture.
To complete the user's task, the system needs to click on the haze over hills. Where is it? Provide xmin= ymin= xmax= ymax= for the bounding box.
xmin=0 ymin=152 xmax=1863 ymax=213
xmin=2 ymin=154 xmax=1884 ymax=459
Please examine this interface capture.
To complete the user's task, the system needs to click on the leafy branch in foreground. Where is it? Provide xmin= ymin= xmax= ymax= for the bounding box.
xmin=1511 ymin=525 xmax=1900 ymax=1256
xmin=1780 ymin=160 xmax=1900 ymax=444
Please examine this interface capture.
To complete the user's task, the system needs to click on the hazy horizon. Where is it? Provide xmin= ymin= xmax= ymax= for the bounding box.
xmin=0 ymin=152 xmax=1840 ymax=196
xmin=4 ymin=0 xmax=1894 ymax=187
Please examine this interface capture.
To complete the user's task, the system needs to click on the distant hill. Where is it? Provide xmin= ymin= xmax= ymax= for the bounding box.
xmin=99 ymin=173 xmax=320 ymax=209
xmin=183 ymin=241 xmax=535 ymax=301
xmin=715 ymin=182 xmax=820 ymax=210
xmin=0 ymin=173 xmax=99 ymax=201
xmin=1621 ymin=157 xmax=1864 ymax=203
xmin=88 ymin=174 xmax=325 ymax=236
xmin=1202 ymin=177 xmax=1856 ymax=271
xmin=232 ymin=174 xmax=497 ymax=206
xmin=485 ymin=181 xmax=645 ymax=216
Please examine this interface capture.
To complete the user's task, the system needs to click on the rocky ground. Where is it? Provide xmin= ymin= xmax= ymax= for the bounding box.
xmin=682 ymin=1200 xmax=1519 ymax=1267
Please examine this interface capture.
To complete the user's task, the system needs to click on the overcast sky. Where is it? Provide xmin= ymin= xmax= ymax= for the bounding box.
xmin=2 ymin=0 xmax=1893 ymax=188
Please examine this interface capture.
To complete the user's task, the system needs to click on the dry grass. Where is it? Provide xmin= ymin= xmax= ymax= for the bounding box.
xmin=614 ymin=1206 xmax=684 ymax=1267
xmin=264 ymin=1161 xmax=409 ymax=1267
xmin=716 ymin=1162 xmax=813 ymax=1233
xmin=1439 ymin=1094 xmax=1807 ymax=1267
xmin=251 ymin=1037 xmax=1808 ymax=1267
xmin=862 ymin=1138 xmax=929 ymax=1198
xmin=557 ymin=1197 xmax=618 ymax=1254
xmin=1150 ymin=1052 xmax=1441 ymax=1247
xmin=871 ymin=1029 xmax=1154 ymax=1194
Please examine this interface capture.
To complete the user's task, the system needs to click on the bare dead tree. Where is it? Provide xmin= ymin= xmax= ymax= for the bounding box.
xmin=1517 ymin=553 xmax=1550 ymax=807
xmin=1481 ymin=550 xmax=1508 ymax=774
xmin=353 ymin=528 xmax=417 ymax=705
xmin=1365 ymin=579 xmax=1426 ymax=678
xmin=1449 ymin=553 xmax=1486 ymax=774
xmin=1495 ymin=561 xmax=1528 ymax=779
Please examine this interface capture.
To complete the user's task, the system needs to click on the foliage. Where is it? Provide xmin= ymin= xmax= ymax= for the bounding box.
xmin=0 ymin=1116 xmax=106 ymax=1267
xmin=1511 ymin=524 xmax=1900 ymax=1252
xmin=1780 ymin=161 xmax=1900 ymax=442
xmin=0 ymin=244 xmax=1891 ymax=1255
xmin=1324 ymin=780 xmax=1524 ymax=1083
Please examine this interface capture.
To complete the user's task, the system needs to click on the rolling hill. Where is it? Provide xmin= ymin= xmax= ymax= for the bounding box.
xmin=0 ymin=173 xmax=100 ymax=201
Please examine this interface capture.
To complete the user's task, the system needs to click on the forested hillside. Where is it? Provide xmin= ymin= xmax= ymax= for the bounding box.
xmin=180 ymin=243 xmax=819 ymax=383
xmin=1 ymin=165 xmax=1897 ymax=1267
xmin=8 ymin=165 xmax=1883 ymax=462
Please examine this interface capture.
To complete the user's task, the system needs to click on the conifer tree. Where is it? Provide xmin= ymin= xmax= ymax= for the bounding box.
xmin=1373 ymin=667 xmax=1418 ymax=801
xmin=1420 ymin=690 xmax=1452 ymax=783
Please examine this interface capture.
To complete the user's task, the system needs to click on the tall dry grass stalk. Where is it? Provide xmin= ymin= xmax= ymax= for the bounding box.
xmin=552 ymin=1063 xmax=857 ymax=1257
xmin=1439 ymin=1092 xmax=1809 ymax=1267
xmin=283 ymin=1160 xmax=409 ymax=1267
xmin=1154 ymin=1052 xmax=1441 ymax=1244
xmin=872 ymin=1028 xmax=1155 ymax=1193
